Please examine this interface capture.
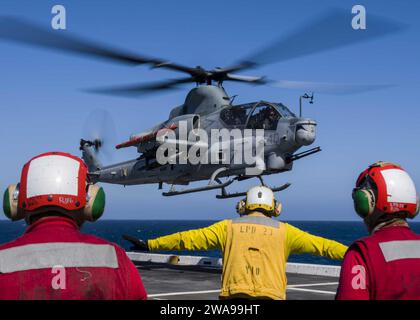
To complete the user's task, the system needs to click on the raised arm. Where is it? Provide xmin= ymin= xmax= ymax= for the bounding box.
xmin=284 ymin=223 xmax=348 ymax=260
xmin=148 ymin=220 xmax=228 ymax=251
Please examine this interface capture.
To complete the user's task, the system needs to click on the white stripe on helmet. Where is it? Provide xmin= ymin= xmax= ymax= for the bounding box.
xmin=381 ymin=169 xmax=417 ymax=204
xmin=26 ymin=155 xmax=80 ymax=198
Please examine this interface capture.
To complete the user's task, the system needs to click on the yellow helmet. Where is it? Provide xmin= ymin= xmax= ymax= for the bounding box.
xmin=236 ymin=186 xmax=282 ymax=217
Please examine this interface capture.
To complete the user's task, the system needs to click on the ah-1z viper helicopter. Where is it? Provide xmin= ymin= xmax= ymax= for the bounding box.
xmin=0 ymin=9 xmax=403 ymax=198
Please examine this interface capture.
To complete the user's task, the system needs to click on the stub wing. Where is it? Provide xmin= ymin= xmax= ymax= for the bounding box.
xmin=115 ymin=124 xmax=178 ymax=150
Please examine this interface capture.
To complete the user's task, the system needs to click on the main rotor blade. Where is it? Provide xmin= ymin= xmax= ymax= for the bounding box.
xmin=232 ymin=8 xmax=406 ymax=70
xmin=225 ymin=73 xmax=267 ymax=84
xmin=0 ymin=16 xmax=199 ymax=75
xmin=271 ymin=80 xmax=394 ymax=95
xmin=85 ymin=77 xmax=195 ymax=97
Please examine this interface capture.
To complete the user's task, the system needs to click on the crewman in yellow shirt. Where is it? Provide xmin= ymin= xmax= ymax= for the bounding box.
xmin=123 ymin=185 xmax=348 ymax=300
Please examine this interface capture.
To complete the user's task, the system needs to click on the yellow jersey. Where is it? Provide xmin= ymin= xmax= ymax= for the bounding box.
xmin=148 ymin=212 xmax=347 ymax=299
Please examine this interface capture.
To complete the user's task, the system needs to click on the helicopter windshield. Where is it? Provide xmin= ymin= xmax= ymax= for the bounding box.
xmin=247 ymin=104 xmax=281 ymax=130
xmin=275 ymin=103 xmax=296 ymax=118
xmin=220 ymin=102 xmax=295 ymax=129
xmin=220 ymin=104 xmax=253 ymax=127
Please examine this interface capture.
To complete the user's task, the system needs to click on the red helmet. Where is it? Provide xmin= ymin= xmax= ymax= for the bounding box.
xmin=18 ymin=152 xmax=88 ymax=213
xmin=354 ymin=161 xmax=419 ymax=218
xmin=3 ymin=152 xmax=106 ymax=223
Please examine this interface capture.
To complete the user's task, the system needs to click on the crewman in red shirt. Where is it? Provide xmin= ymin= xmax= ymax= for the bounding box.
xmin=336 ymin=161 xmax=420 ymax=300
xmin=1 ymin=152 xmax=147 ymax=300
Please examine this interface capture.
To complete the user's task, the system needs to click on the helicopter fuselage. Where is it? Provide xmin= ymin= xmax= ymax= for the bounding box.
xmin=81 ymin=85 xmax=318 ymax=189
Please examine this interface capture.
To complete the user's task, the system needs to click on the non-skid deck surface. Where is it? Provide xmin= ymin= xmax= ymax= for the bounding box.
xmin=135 ymin=263 xmax=338 ymax=300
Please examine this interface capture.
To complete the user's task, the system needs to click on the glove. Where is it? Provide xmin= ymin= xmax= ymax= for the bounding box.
xmin=122 ymin=234 xmax=149 ymax=252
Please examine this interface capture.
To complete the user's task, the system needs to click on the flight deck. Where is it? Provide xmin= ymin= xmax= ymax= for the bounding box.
xmin=128 ymin=252 xmax=340 ymax=300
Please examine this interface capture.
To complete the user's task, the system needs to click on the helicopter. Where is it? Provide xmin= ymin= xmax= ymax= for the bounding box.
xmin=0 ymin=9 xmax=404 ymax=198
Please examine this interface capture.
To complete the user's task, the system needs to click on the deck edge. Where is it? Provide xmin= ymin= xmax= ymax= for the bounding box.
xmin=127 ymin=252 xmax=341 ymax=277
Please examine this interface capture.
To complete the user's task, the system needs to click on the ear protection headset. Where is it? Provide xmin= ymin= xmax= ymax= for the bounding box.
xmin=352 ymin=181 xmax=376 ymax=218
xmin=3 ymin=183 xmax=105 ymax=222
xmin=236 ymin=199 xmax=246 ymax=215
xmin=3 ymin=152 xmax=105 ymax=224
xmin=83 ymin=184 xmax=106 ymax=222
xmin=3 ymin=184 xmax=22 ymax=221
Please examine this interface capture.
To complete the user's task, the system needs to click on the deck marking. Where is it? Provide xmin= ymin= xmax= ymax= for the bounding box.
xmin=288 ymin=282 xmax=338 ymax=288
xmin=148 ymin=289 xmax=221 ymax=298
xmin=147 ymin=282 xmax=338 ymax=297
xmin=286 ymin=287 xmax=336 ymax=295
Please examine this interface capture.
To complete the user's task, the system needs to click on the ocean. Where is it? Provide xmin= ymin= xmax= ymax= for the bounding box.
xmin=1 ymin=220 xmax=420 ymax=266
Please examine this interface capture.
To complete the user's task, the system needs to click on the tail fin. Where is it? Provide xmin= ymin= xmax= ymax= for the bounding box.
xmin=80 ymin=139 xmax=103 ymax=172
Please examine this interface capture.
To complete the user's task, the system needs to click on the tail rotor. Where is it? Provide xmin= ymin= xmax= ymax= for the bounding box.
xmin=81 ymin=109 xmax=117 ymax=161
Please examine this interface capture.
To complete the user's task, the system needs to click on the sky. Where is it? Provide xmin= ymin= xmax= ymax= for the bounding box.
xmin=0 ymin=0 xmax=419 ymax=221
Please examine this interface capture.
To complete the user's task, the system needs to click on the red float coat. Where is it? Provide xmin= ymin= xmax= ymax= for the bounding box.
xmin=0 ymin=217 xmax=147 ymax=300
xmin=336 ymin=226 xmax=420 ymax=300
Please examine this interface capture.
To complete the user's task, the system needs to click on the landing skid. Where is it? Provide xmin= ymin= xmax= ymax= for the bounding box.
xmin=162 ymin=168 xmax=291 ymax=199
xmin=216 ymin=175 xmax=291 ymax=199
xmin=162 ymin=168 xmax=234 ymax=197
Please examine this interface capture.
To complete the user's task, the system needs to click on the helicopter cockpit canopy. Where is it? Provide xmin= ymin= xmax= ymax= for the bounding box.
xmin=220 ymin=102 xmax=295 ymax=130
